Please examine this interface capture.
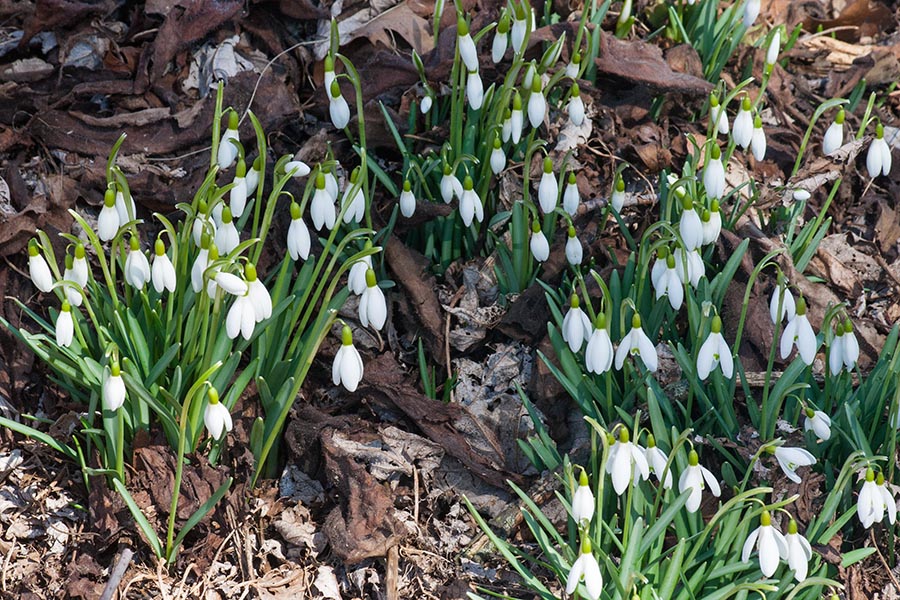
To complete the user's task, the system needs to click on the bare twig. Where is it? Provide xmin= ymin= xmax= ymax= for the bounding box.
xmin=99 ymin=547 xmax=134 ymax=600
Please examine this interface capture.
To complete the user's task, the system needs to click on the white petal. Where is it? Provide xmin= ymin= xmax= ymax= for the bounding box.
xmin=56 ymin=310 xmax=74 ymax=347
xmin=780 ymin=318 xmax=798 ymax=359
xmin=635 ymin=328 xmax=658 ymax=372
xmin=701 ymin=466 xmax=721 ymax=497
xmin=742 ymin=527 xmax=760 ymax=563
xmin=364 ymin=285 xmax=387 ymax=330
xmin=796 ymin=316 xmax=818 ymax=365
xmin=758 ymin=527 xmax=780 ymax=577
xmin=565 ymin=555 xmax=586 ymax=594
xmin=215 ymin=272 xmax=248 ymax=296
xmin=330 ymin=96 xmax=351 ymax=129
xmin=527 ymin=92 xmax=545 ymax=129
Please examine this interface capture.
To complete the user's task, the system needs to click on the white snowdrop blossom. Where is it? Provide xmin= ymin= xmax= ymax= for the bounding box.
xmin=124 ymin=236 xmax=151 ymax=290
xmin=511 ymin=92 xmax=524 ymax=144
xmin=457 ymin=19 xmax=478 ymax=73
xmin=703 ymin=144 xmax=726 ymax=199
xmin=103 ymin=363 xmax=126 ymax=412
xmin=420 ymin=95 xmax=433 ymax=114
xmin=644 ymin=435 xmax=672 ymax=489
xmin=348 ymin=254 xmax=372 ymax=296
xmin=823 ymin=109 xmax=845 ymax=156
xmin=584 ymin=315 xmax=613 ymax=375
xmin=284 ymin=159 xmax=311 ymax=178
xmin=701 ymin=201 xmax=722 ymax=245
xmin=792 ymin=188 xmax=810 ymax=202
xmin=530 ymin=222 xmax=549 ymax=262
xmin=875 ymin=473 xmax=897 ymax=526
xmin=679 ymin=449 xmax=721 ymax=513
xmin=341 ymin=168 xmax=366 ymax=224
xmin=310 ymin=173 xmax=337 ymax=231
xmin=333 ymin=325 xmax=364 ymax=392
xmin=784 ymin=519 xmax=813 ymax=582
xmin=568 ymin=83 xmax=585 ymax=126
xmin=606 ymin=428 xmax=649 ymax=496
xmin=673 ymin=246 xmax=704 ymax=288
xmin=230 ymin=160 xmax=248 ymax=218
xmin=742 ymin=510 xmax=788 ymax=577
xmin=192 ymin=201 xmax=216 ymax=247
xmin=245 ymin=264 xmax=272 ymax=323
xmin=203 ymin=387 xmax=233 ymax=440
xmin=324 ymin=168 xmax=339 ymax=201
xmin=328 ymin=80 xmax=351 ymax=129
xmin=565 ymin=227 xmax=583 ymax=266
xmin=151 ymin=238 xmax=177 ymax=294
xmin=217 ymin=112 xmax=240 ymax=170
xmin=287 ymin=202 xmax=311 ymax=262
xmin=28 ymin=239 xmax=54 ymax=293
xmin=750 ymin=115 xmax=767 ymax=161
xmin=492 ymin=13 xmax=509 ymax=63
xmin=766 ymin=28 xmax=781 ymax=67
xmin=227 ymin=292 xmax=256 ymax=340
xmin=679 ymin=197 xmax=703 ymax=251
xmin=651 ymin=248 xmax=669 ymax=290
xmin=501 ymin=108 xmax=512 ymax=142
xmin=98 ymin=188 xmax=120 ymax=242
xmin=565 ymin=538 xmax=603 ymax=600
xmin=743 ymin=0 xmax=761 ymax=27
xmin=562 ymin=294 xmax=592 ymax=353
xmin=527 ymin=76 xmax=546 ymax=129
xmin=770 ymin=283 xmax=796 ymax=323
xmin=733 ymin=97 xmax=754 ymax=149
xmin=780 ymin=297 xmax=818 ymax=365
xmin=440 ymin=165 xmax=463 ymax=203
xmin=324 ymin=55 xmax=335 ymax=96
xmin=215 ymin=270 xmax=248 ymax=296
xmin=459 ymin=176 xmax=484 ymax=227
xmin=571 ymin=470 xmax=594 ymax=528
xmin=565 ymin=52 xmax=581 ymax=79
xmin=399 ymin=180 xmax=416 ymax=218
xmin=804 ymin=408 xmax=831 ymax=441
xmin=56 ymin=301 xmax=74 ymax=347
xmin=611 ymin=177 xmax=625 ymax=212
xmin=215 ymin=207 xmax=240 ymax=255
xmin=829 ymin=319 xmax=859 ymax=375
xmin=866 ymin=123 xmax=892 ymax=178
xmin=62 ymin=256 xmax=82 ymax=307
xmin=709 ymin=94 xmax=729 ymax=136
xmin=359 ymin=268 xmax=387 ymax=331
xmin=655 ymin=253 xmax=683 ymax=311
xmin=697 ymin=316 xmax=734 ymax=379
xmin=563 ymin=172 xmax=580 ymax=215
xmin=538 ymin=157 xmax=558 ymax=213
xmin=856 ymin=469 xmax=896 ymax=528
xmin=490 ymin=138 xmax=506 ymax=175
xmin=511 ymin=5 xmax=529 ymax=55
xmin=245 ymin=156 xmax=261 ymax=198
xmin=770 ymin=444 xmax=817 ymax=484
xmin=466 ymin=70 xmax=484 ymax=110
xmin=615 ymin=313 xmax=658 ymax=372
xmin=114 ymin=189 xmax=136 ymax=227
xmin=191 ymin=237 xmax=210 ymax=292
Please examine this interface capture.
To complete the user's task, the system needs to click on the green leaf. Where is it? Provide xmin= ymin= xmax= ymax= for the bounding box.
xmin=0 ymin=416 xmax=77 ymax=459
xmin=168 ymin=477 xmax=233 ymax=563
xmin=113 ymin=478 xmax=164 ymax=558
xmin=841 ymin=547 xmax=876 ymax=567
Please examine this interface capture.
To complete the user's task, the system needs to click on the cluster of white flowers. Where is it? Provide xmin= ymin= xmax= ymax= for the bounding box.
xmin=708 ymin=93 xmax=766 ymax=165
xmin=742 ymin=511 xmax=813 ymax=581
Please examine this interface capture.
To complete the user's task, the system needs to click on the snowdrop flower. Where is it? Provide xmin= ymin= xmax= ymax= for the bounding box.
xmin=679 ymin=449 xmax=721 ymax=513
xmin=650 ymin=247 xmax=669 ymax=290
xmin=769 ymin=444 xmax=817 ymax=483
xmin=742 ymin=510 xmax=787 ymax=577
xmin=230 ymin=160 xmax=248 ymax=218
xmin=615 ymin=313 xmax=658 ymax=372
xmin=743 ymin=0 xmax=761 ymax=27
xmin=571 ymin=470 xmax=594 ymax=527
xmin=527 ymin=76 xmax=546 ymax=129
xmin=62 ymin=255 xmax=82 ymax=307
xmin=766 ymin=28 xmax=781 ymax=67
xmin=440 ymin=165 xmax=463 ymax=203
xmin=701 ymin=201 xmax=722 ymax=245
xmin=566 ymin=52 xmax=582 ymax=79
xmin=655 ymin=254 xmax=683 ymax=310
xmin=568 ymin=83 xmax=585 ymax=126
xmin=217 ymin=112 xmax=240 ymax=170
xmin=501 ymin=108 xmax=513 ymax=142
xmin=703 ymin=144 xmax=726 ymax=200
xmin=511 ymin=92 xmax=524 ymax=144
xmin=310 ymin=173 xmax=336 ymax=231
xmin=114 ymin=188 xmax=137 ymax=227
xmin=857 ymin=468 xmax=891 ymax=529
xmin=780 ymin=297 xmax=818 ymax=365
xmin=492 ymin=12 xmax=509 ymax=63
xmin=585 ymin=314 xmax=614 ymax=375
xmin=348 ymin=250 xmax=373 ymax=296
xmin=530 ymin=221 xmax=549 ymax=262
xmin=607 ymin=427 xmax=650 ymax=495
xmin=709 ymin=94 xmax=729 ymax=136
xmin=103 ymin=362 xmax=126 ymax=412
xmin=538 ymin=157 xmax=558 ymax=213
xmin=341 ymin=167 xmax=366 ymax=224
xmin=644 ymin=435 xmax=672 ymax=489
xmin=829 ymin=319 xmax=859 ymax=376
xmin=325 ymin=167 xmax=341 ymax=201
xmin=287 ymin=202 xmax=311 ymax=262
xmin=203 ymin=387 xmax=233 ymax=440
xmin=750 ymin=115 xmax=767 ymax=161
xmin=245 ymin=156 xmax=262 ymax=198
xmin=511 ymin=3 xmax=529 ymax=55
xmin=329 ymin=80 xmax=351 ymax=129
xmin=823 ymin=109 xmax=845 ymax=156
xmin=874 ymin=473 xmax=897 ymax=526
xmin=770 ymin=282 xmax=796 ymax=323
xmin=458 ymin=176 xmax=484 ymax=227
xmin=151 ymin=238 xmax=176 ymax=294
xmin=215 ymin=271 xmax=248 ymax=296
xmin=457 ymin=17 xmax=478 ymax=72
xmin=192 ymin=200 xmax=216 ymax=247
xmin=611 ymin=176 xmax=625 ymax=212
xmin=679 ymin=197 xmax=703 ymax=251
xmin=866 ymin=123 xmax=892 ymax=178
xmin=69 ymin=241 xmax=88 ymax=288
xmin=215 ymin=206 xmax=240 ymax=255
xmin=227 ymin=291 xmax=256 ymax=340
xmin=245 ymin=264 xmax=272 ymax=322
xmin=466 ymin=70 xmax=484 ymax=110
xmin=333 ymin=324 xmax=364 ymax=392
xmin=673 ymin=246 xmax=704 ymax=288
xmin=191 ymin=235 xmax=211 ymax=292
xmin=784 ymin=519 xmax=813 ymax=582
xmin=490 ymin=138 xmax=506 ymax=175
xmin=359 ymin=268 xmax=387 ymax=330
xmin=563 ymin=172 xmax=580 ymax=215
xmin=124 ymin=236 xmax=151 ymax=290
xmin=565 ymin=538 xmax=603 ymax=600
xmin=56 ymin=301 xmax=74 ymax=347
xmin=733 ymin=97 xmax=753 ymax=149
xmin=697 ymin=316 xmax=734 ymax=379
xmin=420 ymin=94 xmax=433 ymax=114
xmin=324 ymin=55 xmax=336 ymax=97
xmin=562 ymin=294 xmax=592 ymax=353
xmin=98 ymin=188 xmax=120 ymax=242
xmin=284 ymin=159 xmax=311 ymax=179
xmin=399 ymin=180 xmax=416 ymax=218
xmin=565 ymin=227 xmax=583 ymax=266
xmin=804 ymin=408 xmax=831 ymax=441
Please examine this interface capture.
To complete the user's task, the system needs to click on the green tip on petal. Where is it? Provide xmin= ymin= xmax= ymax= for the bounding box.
xmin=457 ymin=16 xmax=468 ymax=36
xmin=236 ymin=159 xmax=246 ymax=177
xmin=330 ymin=79 xmax=341 ymax=99
xmin=835 ymin=108 xmax=845 ymax=124
xmin=65 ymin=254 xmax=74 ymax=269
xmin=129 ymin=236 xmax=140 ymax=251
xmin=865 ymin=467 xmax=875 ymax=482
xmin=315 ymin=172 xmax=326 ymax=189
xmin=245 ymin=263 xmax=258 ymax=282
xmin=75 ymin=243 xmax=86 ymax=259
xmin=754 ymin=115 xmax=763 ymax=128
xmin=710 ymin=199 xmax=720 ymax=212
xmin=805 ymin=407 xmax=815 ymax=418
xmin=647 ymin=433 xmax=656 ymax=448
xmin=365 ymin=268 xmax=377 ymax=288
xmin=578 ymin=469 xmax=589 ymax=487
xmin=493 ymin=136 xmax=502 ymax=149
xmin=207 ymin=386 xmax=220 ymax=405
xmin=711 ymin=315 xmax=722 ymax=333
xmin=443 ymin=163 xmax=453 ymax=176
xmin=796 ymin=296 xmax=807 ymax=315
xmin=875 ymin=123 xmax=884 ymax=139
xmin=222 ymin=206 xmax=233 ymax=223
xmin=498 ymin=12 xmax=510 ymax=32
xmin=513 ymin=91 xmax=522 ymax=109
xmin=28 ymin=239 xmax=40 ymax=256
xmin=543 ymin=156 xmax=553 ymax=173
xmin=688 ymin=449 xmax=699 ymax=466
xmin=568 ymin=225 xmax=576 ymax=238
xmin=104 ymin=188 xmax=116 ymax=207
xmin=61 ymin=300 xmax=71 ymax=312
xmin=741 ymin=96 xmax=752 ymax=111
xmin=618 ymin=428 xmax=629 ymax=443
xmin=463 ymin=176 xmax=474 ymax=190
xmin=843 ymin=320 xmax=853 ymax=334
xmin=877 ymin=472 xmax=885 ymax=485
xmin=200 ymin=232 xmax=210 ymax=249
xmin=710 ymin=145 xmax=721 ymax=160
xmin=531 ymin=76 xmax=542 ymax=93
xmin=701 ymin=208 xmax=711 ymax=223
xmin=709 ymin=93 xmax=719 ymax=107
xmin=570 ymin=293 xmax=579 ymax=308
xmin=631 ymin=314 xmax=641 ymax=329
xmin=666 ymin=253 xmax=675 ymax=269
xmin=350 ymin=166 xmax=360 ymax=183
xmin=253 ymin=155 xmax=263 ymax=170
xmin=110 ymin=362 xmax=121 ymax=377
xmin=615 ymin=178 xmax=625 ymax=192
xmin=580 ymin=536 xmax=592 ymax=555
xmin=568 ymin=171 xmax=577 ymax=184
xmin=596 ymin=313 xmax=607 ymax=329
xmin=325 ymin=55 xmax=334 ymax=71
xmin=573 ymin=52 xmax=581 ymax=64
xmin=403 ymin=179 xmax=411 ymax=192
xmin=531 ymin=220 xmax=541 ymax=233
xmin=571 ymin=82 xmax=580 ymax=96
xmin=341 ymin=324 xmax=353 ymax=345
xmin=657 ymin=246 xmax=669 ymax=259
xmin=155 ymin=238 xmax=165 ymax=256
xmin=682 ymin=196 xmax=693 ymax=211
xmin=503 ymin=107 xmax=512 ymax=119
xmin=227 ymin=111 xmax=238 ymax=129
xmin=788 ymin=519 xmax=798 ymax=534
xmin=760 ymin=510 xmax=771 ymax=526
xmin=290 ymin=202 xmax=302 ymax=220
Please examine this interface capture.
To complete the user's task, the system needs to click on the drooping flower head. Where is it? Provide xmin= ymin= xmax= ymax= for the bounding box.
xmin=565 ymin=537 xmax=603 ymax=599
xmin=457 ymin=17 xmax=478 ymax=72
xmin=28 ymin=238 xmax=54 ymax=293
xmin=333 ymin=324 xmax=364 ymax=392
xmin=678 ymin=449 xmax=721 ymax=513
xmin=585 ymin=313 xmax=613 ymax=375
xmin=741 ymin=510 xmax=788 ymax=577
xmin=571 ymin=469 xmax=594 ymax=528
xmin=615 ymin=313 xmax=658 ymax=372
xmin=697 ymin=315 xmax=734 ymax=379
xmin=203 ymin=386 xmax=233 ymax=440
